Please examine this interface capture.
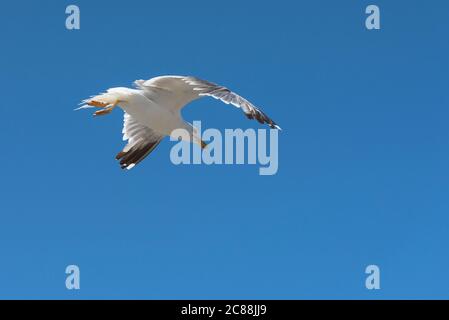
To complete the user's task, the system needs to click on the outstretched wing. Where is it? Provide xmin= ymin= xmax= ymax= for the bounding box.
xmin=183 ymin=77 xmax=280 ymax=129
xmin=116 ymin=113 xmax=164 ymax=170
xmin=134 ymin=76 xmax=280 ymax=129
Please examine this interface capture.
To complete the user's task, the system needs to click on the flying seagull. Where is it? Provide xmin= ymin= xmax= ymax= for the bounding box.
xmin=77 ymin=75 xmax=280 ymax=170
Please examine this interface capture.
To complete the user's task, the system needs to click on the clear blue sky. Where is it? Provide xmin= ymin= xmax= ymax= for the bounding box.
xmin=0 ymin=1 xmax=448 ymax=299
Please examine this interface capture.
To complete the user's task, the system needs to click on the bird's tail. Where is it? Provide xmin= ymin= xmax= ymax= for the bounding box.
xmin=74 ymin=104 xmax=96 ymax=111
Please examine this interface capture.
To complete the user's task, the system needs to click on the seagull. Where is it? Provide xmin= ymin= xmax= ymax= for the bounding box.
xmin=77 ymin=75 xmax=280 ymax=170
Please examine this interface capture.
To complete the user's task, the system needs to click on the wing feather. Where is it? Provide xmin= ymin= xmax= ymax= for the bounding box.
xmin=116 ymin=113 xmax=164 ymax=170
xmin=134 ymin=76 xmax=280 ymax=129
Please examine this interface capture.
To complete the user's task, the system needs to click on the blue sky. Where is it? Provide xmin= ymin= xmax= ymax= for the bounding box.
xmin=0 ymin=1 xmax=448 ymax=299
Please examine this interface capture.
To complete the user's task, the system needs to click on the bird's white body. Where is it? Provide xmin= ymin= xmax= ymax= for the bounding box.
xmin=79 ymin=75 xmax=279 ymax=169
xmin=117 ymin=88 xmax=186 ymax=136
